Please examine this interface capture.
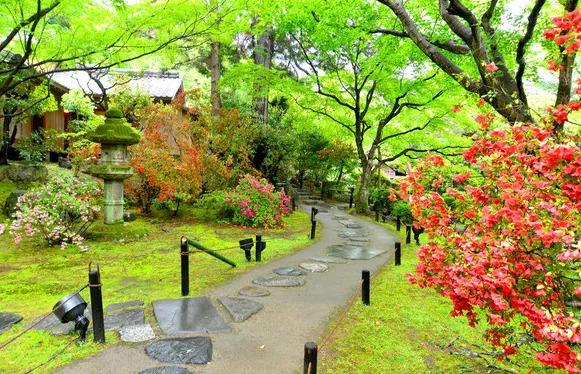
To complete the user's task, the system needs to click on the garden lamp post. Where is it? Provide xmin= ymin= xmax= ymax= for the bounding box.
xmin=88 ymin=109 xmax=142 ymax=224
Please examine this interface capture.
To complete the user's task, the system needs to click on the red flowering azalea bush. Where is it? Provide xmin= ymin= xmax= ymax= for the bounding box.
xmin=400 ymin=125 xmax=580 ymax=371
xmin=226 ymin=174 xmax=292 ymax=228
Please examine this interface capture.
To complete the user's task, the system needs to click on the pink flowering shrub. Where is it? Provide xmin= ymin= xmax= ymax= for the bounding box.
xmin=7 ymin=175 xmax=101 ymax=251
xmin=226 ymin=174 xmax=292 ymax=228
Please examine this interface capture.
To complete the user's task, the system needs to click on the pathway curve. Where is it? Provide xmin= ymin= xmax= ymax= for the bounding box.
xmin=57 ymin=196 xmax=397 ymax=374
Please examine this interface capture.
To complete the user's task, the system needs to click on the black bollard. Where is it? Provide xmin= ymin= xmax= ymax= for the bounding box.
xmin=375 ymin=209 xmax=379 ymax=222
xmin=310 ymin=207 xmax=319 ymax=221
xmin=303 ymin=342 xmax=318 ymax=374
xmin=348 ymin=187 xmax=355 ymax=209
xmin=406 ymin=225 xmax=411 ymax=244
xmin=396 ymin=216 xmax=401 ymax=231
xmin=310 ymin=219 xmax=317 ymax=240
xmin=255 ymin=235 xmax=266 ymax=262
xmin=320 ymin=181 xmax=325 ymax=199
xmin=89 ymin=263 xmax=105 ymax=343
xmin=181 ymin=237 xmax=189 ymax=296
xmin=362 ymin=270 xmax=370 ymax=305
xmin=395 ymin=242 xmax=401 ymax=266
xmin=239 ymin=238 xmax=254 ymax=262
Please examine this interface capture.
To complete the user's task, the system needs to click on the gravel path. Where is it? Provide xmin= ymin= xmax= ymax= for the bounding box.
xmin=57 ymin=202 xmax=397 ymax=374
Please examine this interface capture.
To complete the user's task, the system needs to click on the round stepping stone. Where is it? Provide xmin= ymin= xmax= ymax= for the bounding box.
xmin=299 ymin=262 xmax=328 ymax=272
xmin=119 ymin=324 xmax=155 ymax=342
xmin=273 ymin=266 xmax=306 ymax=276
xmin=238 ymin=286 xmax=270 ymax=297
xmin=218 ymin=297 xmax=263 ymax=322
xmin=252 ymin=275 xmax=305 ymax=287
xmin=139 ymin=367 xmax=191 ymax=374
xmin=145 ymin=337 xmax=212 ymax=365
xmin=310 ymin=256 xmax=348 ymax=264
xmin=0 ymin=312 xmax=22 ymax=334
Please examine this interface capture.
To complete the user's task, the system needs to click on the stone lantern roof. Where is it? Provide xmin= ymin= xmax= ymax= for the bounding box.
xmin=89 ymin=108 xmax=142 ymax=145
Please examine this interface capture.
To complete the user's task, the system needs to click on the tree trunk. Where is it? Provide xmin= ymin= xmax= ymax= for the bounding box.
xmin=210 ymin=41 xmax=222 ymax=115
xmin=252 ymin=30 xmax=275 ymax=125
xmin=355 ymin=162 xmax=372 ymax=213
xmin=0 ymin=108 xmax=16 ymax=165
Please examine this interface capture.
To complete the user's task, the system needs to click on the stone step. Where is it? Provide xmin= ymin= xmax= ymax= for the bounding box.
xmin=0 ymin=312 xmax=22 ymax=334
xmin=145 ymin=337 xmax=212 ymax=365
xmin=218 ymin=297 xmax=263 ymax=323
xmin=153 ymin=297 xmax=231 ymax=334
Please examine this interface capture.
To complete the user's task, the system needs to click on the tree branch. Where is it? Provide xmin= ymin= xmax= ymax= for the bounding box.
xmin=380 ymin=145 xmax=468 ymax=162
xmin=371 ymin=28 xmax=470 ymax=54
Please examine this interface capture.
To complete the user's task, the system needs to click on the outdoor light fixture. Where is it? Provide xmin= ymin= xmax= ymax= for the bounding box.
xmin=53 ymin=293 xmax=90 ymax=340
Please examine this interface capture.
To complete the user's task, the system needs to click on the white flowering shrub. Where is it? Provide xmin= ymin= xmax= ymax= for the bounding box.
xmin=6 ymin=175 xmax=101 ymax=251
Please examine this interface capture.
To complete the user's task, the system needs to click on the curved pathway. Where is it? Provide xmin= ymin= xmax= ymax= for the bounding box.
xmin=57 ymin=198 xmax=397 ymax=374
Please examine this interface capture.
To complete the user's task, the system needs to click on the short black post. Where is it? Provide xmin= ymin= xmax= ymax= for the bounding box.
xmin=396 ymin=216 xmax=401 ymax=231
xmin=362 ymin=270 xmax=370 ymax=305
xmin=375 ymin=209 xmax=379 ymax=222
xmin=303 ymin=341 xmax=318 ymax=374
xmin=395 ymin=242 xmax=401 ymax=266
xmin=310 ymin=219 xmax=317 ymax=240
xmin=406 ymin=225 xmax=411 ymax=244
xmin=89 ymin=264 xmax=105 ymax=343
xmin=320 ymin=181 xmax=325 ymax=199
xmin=180 ymin=237 xmax=189 ymax=296
xmin=239 ymin=238 xmax=254 ymax=261
xmin=255 ymin=235 xmax=266 ymax=262
xmin=348 ymin=187 xmax=354 ymax=209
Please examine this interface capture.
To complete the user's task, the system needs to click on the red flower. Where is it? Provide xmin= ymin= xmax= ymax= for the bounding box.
xmin=485 ymin=62 xmax=498 ymax=72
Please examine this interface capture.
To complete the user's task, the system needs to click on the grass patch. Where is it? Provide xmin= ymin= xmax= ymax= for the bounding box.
xmin=0 ymin=207 xmax=315 ymax=373
xmin=320 ymin=220 xmax=553 ymax=373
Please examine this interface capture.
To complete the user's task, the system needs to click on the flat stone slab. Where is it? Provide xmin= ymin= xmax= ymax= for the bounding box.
xmin=337 ymin=230 xmax=367 ymax=238
xmin=327 ymin=244 xmax=387 ymax=260
xmin=32 ymin=305 xmax=92 ymax=335
xmin=304 ymin=199 xmax=322 ymax=204
xmin=273 ymin=266 xmax=306 ymax=276
xmin=145 ymin=337 xmax=212 ymax=365
xmin=310 ymin=256 xmax=348 ymax=264
xmin=299 ymin=262 xmax=328 ymax=272
xmin=139 ymin=367 xmax=191 ymax=374
xmin=218 ymin=297 xmax=263 ymax=323
xmin=153 ymin=297 xmax=230 ymax=334
xmin=349 ymin=237 xmax=369 ymax=243
xmin=107 ymin=300 xmax=144 ymax=314
xmin=253 ymin=275 xmax=305 ymax=287
xmin=120 ymin=324 xmax=155 ymax=342
xmin=238 ymin=286 xmax=270 ymax=297
xmin=0 ymin=312 xmax=22 ymax=334
xmin=105 ymin=308 xmax=145 ymax=331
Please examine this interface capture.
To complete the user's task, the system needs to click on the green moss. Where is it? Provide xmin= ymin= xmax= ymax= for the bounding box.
xmin=0 ymin=209 xmax=312 ymax=373
xmin=89 ymin=109 xmax=141 ymax=145
xmin=320 ymin=219 xmax=552 ymax=373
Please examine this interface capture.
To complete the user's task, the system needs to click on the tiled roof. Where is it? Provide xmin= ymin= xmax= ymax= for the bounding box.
xmin=49 ymin=69 xmax=183 ymax=100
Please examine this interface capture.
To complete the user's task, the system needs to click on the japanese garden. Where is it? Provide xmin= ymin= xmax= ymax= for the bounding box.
xmin=0 ymin=0 xmax=579 ymax=373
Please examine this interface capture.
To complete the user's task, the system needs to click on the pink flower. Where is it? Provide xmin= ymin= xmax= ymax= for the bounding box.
xmin=240 ymin=200 xmax=249 ymax=208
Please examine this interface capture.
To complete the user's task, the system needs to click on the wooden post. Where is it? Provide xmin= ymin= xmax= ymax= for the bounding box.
xmin=396 ymin=216 xmax=401 ymax=231
xmin=89 ymin=264 xmax=105 ymax=343
xmin=406 ymin=225 xmax=411 ymax=244
xmin=395 ymin=242 xmax=401 ymax=266
xmin=303 ymin=342 xmax=318 ymax=374
xmin=255 ymin=235 xmax=266 ymax=262
xmin=181 ymin=237 xmax=189 ymax=296
xmin=348 ymin=187 xmax=354 ymax=209
xmin=362 ymin=270 xmax=370 ymax=305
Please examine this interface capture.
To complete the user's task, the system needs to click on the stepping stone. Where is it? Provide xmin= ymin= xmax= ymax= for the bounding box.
xmin=332 ymin=215 xmax=348 ymax=220
xmin=145 ymin=337 xmax=212 ymax=365
xmin=253 ymin=275 xmax=305 ymax=287
xmin=105 ymin=308 xmax=145 ymax=331
xmin=310 ymin=256 xmax=348 ymax=264
xmin=349 ymin=237 xmax=369 ymax=243
xmin=153 ymin=297 xmax=230 ymax=334
xmin=32 ymin=305 xmax=92 ymax=335
xmin=218 ymin=297 xmax=263 ymax=322
xmin=327 ymin=245 xmax=387 ymax=260
xmin=273 ymin=266 xmax=306 ymax=276
xmin=238 ymin=286 xmax=270 ymax=297
xmin=337 ymin=230 xmax=367 ymax=239
xmin=119 ymin=324 xmax=155 ymax=342
xmin=299 ymin=262 xmax=328 ymax=272
xmin=107 ymin=300 xmax=143 ymax=314
xmin=140 ymin=367 xmax=191 ymax=374
xmin=304 ymin=199 xmax=322 ymax=205
xmin=0 ymin=312 xmax=22 ymax=334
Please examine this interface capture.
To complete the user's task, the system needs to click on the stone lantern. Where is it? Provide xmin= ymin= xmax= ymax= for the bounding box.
xmin=88 ymin=108 xmax=141 ymax=224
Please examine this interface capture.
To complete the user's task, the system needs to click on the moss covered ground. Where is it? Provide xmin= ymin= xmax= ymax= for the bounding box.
xmin=0 ymin=166 xmax=316 ymax=373
xmin=319 ymin=219 xmax=554 ymax=374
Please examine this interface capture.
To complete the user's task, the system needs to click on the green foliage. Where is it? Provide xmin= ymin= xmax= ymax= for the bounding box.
xmin=61 ymin=90 xmax=95 ymax=119
xmin=109 ymin=89 xmax=152 ymax=124
xmin=14 ymin=129 xmax=60 ymax=163
xmin=391 ymin=200 xmax=412 ymax=224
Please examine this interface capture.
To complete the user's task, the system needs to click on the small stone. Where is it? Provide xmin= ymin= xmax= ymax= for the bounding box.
xmin=145 ymin=337 xmax=212 ymax=365
xmin=58 ymin=157 xmax=72 ymax=169
xmin=3 ymin=190 xmax=26 ymax=217
xmin=119 ymin=324 xmax=155 ymax=342
xmin=299 ymin=262 xmax=328 ymax=272
xmin=123 ymin=212 xmax=137 ymax=222
xmin=309 ymin=256 xmax=348 ymax=264
xmin=218 ymin=297 xmax=263 ymax=322
xmin=273 ymin=266 xmax=306 ymax=276
xmin=105 ymin=308 xmax=145 ymax=331
xmin=252 ymin=275 xmax=305 ymax=287
xmin=0 ymin=312 xmax=22 ymax=334
xmin=139 ymin=368 xmax=191 ymax=374
xmin=238 ymin=286 xmax=270 ymax=297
